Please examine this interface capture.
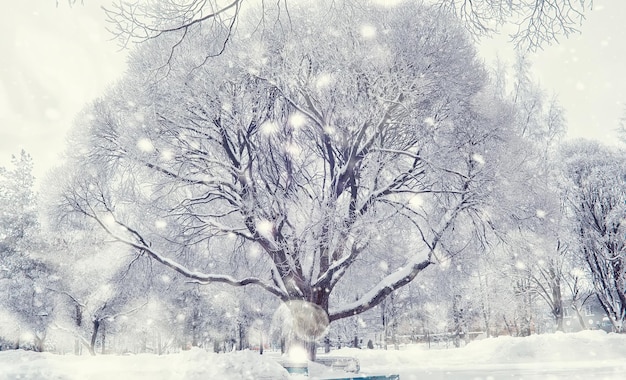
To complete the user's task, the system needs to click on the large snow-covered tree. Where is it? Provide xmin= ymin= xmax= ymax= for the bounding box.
xmin=55 ymin=1 xmax=513 ymax=351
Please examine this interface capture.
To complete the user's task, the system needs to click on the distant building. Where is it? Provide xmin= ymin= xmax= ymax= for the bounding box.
xmin=563 ymin=298 xmax=612 ymax=333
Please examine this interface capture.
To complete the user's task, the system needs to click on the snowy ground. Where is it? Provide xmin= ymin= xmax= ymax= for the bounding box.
xmin=327 ymin=330 xmax=626 ymax=379
xmin=2 ymin=330 xmax=626 ymax=379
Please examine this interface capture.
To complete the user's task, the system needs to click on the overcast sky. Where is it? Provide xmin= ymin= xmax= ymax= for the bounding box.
xmin=1 ymin=0 xmax=624 ymax=186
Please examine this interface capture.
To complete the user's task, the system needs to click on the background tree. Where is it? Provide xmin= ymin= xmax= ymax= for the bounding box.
xmin=46 ymin=226 xmax=150 ymax=356
xmin=0 ymin=151 xmax=58 ymax=351
xmin=561 ymin=141 xmax=626 ymax=332
xmin=476 ymin=52 xmax=570 ymax=334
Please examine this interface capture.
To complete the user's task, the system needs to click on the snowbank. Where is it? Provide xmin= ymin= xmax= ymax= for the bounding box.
xmin=328 ymin=330 xmax=626 ymax=375
xmin=0 ymin=348 xmax=288 ymax=380
xmin=2 ymin=331 xmax=626 ymax=379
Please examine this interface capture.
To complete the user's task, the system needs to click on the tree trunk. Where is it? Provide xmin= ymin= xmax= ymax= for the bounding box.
xmin=554 ymin=307 xmax=564 ymax=332
xmin=549 ymin=266 xmax=564 ymax=332
xmin=481 ymin=304 xmax=491 ymax=338
xmin=74 ymin=304 xmax=83 ymax=355
xmin=101 ymin=321 xmax=106 ymax=355
xmin=453 ymin=294 xmax=462 ymax=347
xmin=477 ymin=266 xmax=492 ymax=337
xmin=573 ymin=306 xmax=587 ymax=330
xmin=502 ymin=316 xmax=513 ymax=336
xmin=89 ymin=319 xmax=99 ymax=356
xmin=237 ymin=322 xmax=245 ymax=351
xmin=157 ymin=332 xmax=163 ymax=355
xmin=382 ymin=303 xmax=388 ymax=350
xmin=34 ymin=332 xmax=46 ymax=352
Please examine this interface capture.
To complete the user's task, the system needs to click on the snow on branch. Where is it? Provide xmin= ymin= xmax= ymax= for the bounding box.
xmin=329 ymin=256 xmax=433 ymax=321
xmin=89 ymin=211 xmax=289 ymax=301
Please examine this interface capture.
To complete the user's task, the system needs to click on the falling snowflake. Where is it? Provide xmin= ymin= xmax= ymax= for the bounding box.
xmin=315 ymin=73 xmax=334 ymax=91
xmin=103 ymin=213 xmax=116 ymax=227
xmin=360 ymin=24 xmax=377 ymax=39
xmin=379 ymin=260 xmax=389 ymax=272
xmin=260 ymin=121 xmax=279 ymax=135
xmin=472 ymin=153 xmax=485 ymax=165
xmin=323 ymin=125 xmax=336 ymax=136
xmin=137 ymin=138 xmax=154 ymax=152
xmin=284 ymin=142 xmax=302 ymax=156
xmin=248 ymin=245 xmax=261 ymax=259
xmin=256 ymin=220 xmax=274 ymax=237
xmin=160 ymin=149 xmax=174 ymax=161
xmin=288 ymin=112 xmax=307 ymax=129
xmin=409 ymin=195 xmax=424 ymax=208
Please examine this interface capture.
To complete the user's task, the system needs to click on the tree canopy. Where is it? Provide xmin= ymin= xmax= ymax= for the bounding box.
xmin=56 ymin=1 xmax=513 ymax=329
xmin=102 ymin=0 xmax=593 ymax=52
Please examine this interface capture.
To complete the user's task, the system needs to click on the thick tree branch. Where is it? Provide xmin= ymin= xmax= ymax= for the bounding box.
xmin=329 ymin=257 xmax=433 ymax=321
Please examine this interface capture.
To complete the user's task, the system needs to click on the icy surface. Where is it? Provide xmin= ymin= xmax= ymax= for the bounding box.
xmin=2 ymin=331 xmax=626 ymax=379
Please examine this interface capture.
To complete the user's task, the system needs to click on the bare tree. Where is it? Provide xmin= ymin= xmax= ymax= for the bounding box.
xmin=101 ymin=0 xmax=592 ymax=53
xmin=55 ymin=1 xmax=513 ymax=356
xmin=480 ymin=51 xmax=570 ymax=333
xmin=0 ymin=151 xmax=59 ymax=352
xmin=435 ymin=0 xmax=593 ymax=50
xmin=561 ymin=141 xmax=626 ymax=332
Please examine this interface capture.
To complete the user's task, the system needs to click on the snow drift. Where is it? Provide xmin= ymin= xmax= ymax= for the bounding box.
xmin=2 ymin=331 xmax=626 ymax=379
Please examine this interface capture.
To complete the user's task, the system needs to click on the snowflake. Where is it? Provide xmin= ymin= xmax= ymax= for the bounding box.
xmin=256 ymin=219 xmax=274 ymax=237
xmin=284 ymin=142 xmax=302 ymax=157
xmin=360 ymin=24 xmax=377 ymax=39
xmin=160 ymin=149 xmax=174 ymax=161
xmin=472 ymin=153 xmax=485 ymax=165
xmin=260 ymin=121 xmax=279 ymax=135
xmin=409 ymin=194 xmax=424 ymax=208
xmin=288 ymin=112 xmax=307 ymax=129
xmin=137 ymin=138 xmax=154 ymax=153
xmin=315 ymin=73 xmax=334 ymax=91
xmin=379 ymin=260 xmax=389 ymax=272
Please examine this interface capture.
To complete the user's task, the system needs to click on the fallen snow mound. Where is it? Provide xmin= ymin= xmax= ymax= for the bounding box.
xmin=329 ymin=330 xmax=626 ymax=369
xmin=0 ymin=348 xmax=289 ymax=380
xmin=2 ymin=331 xmax=626 ymax=379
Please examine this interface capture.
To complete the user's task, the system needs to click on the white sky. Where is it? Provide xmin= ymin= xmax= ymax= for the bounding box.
xmin=1 ymin=0 xmax=625 ymax=186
